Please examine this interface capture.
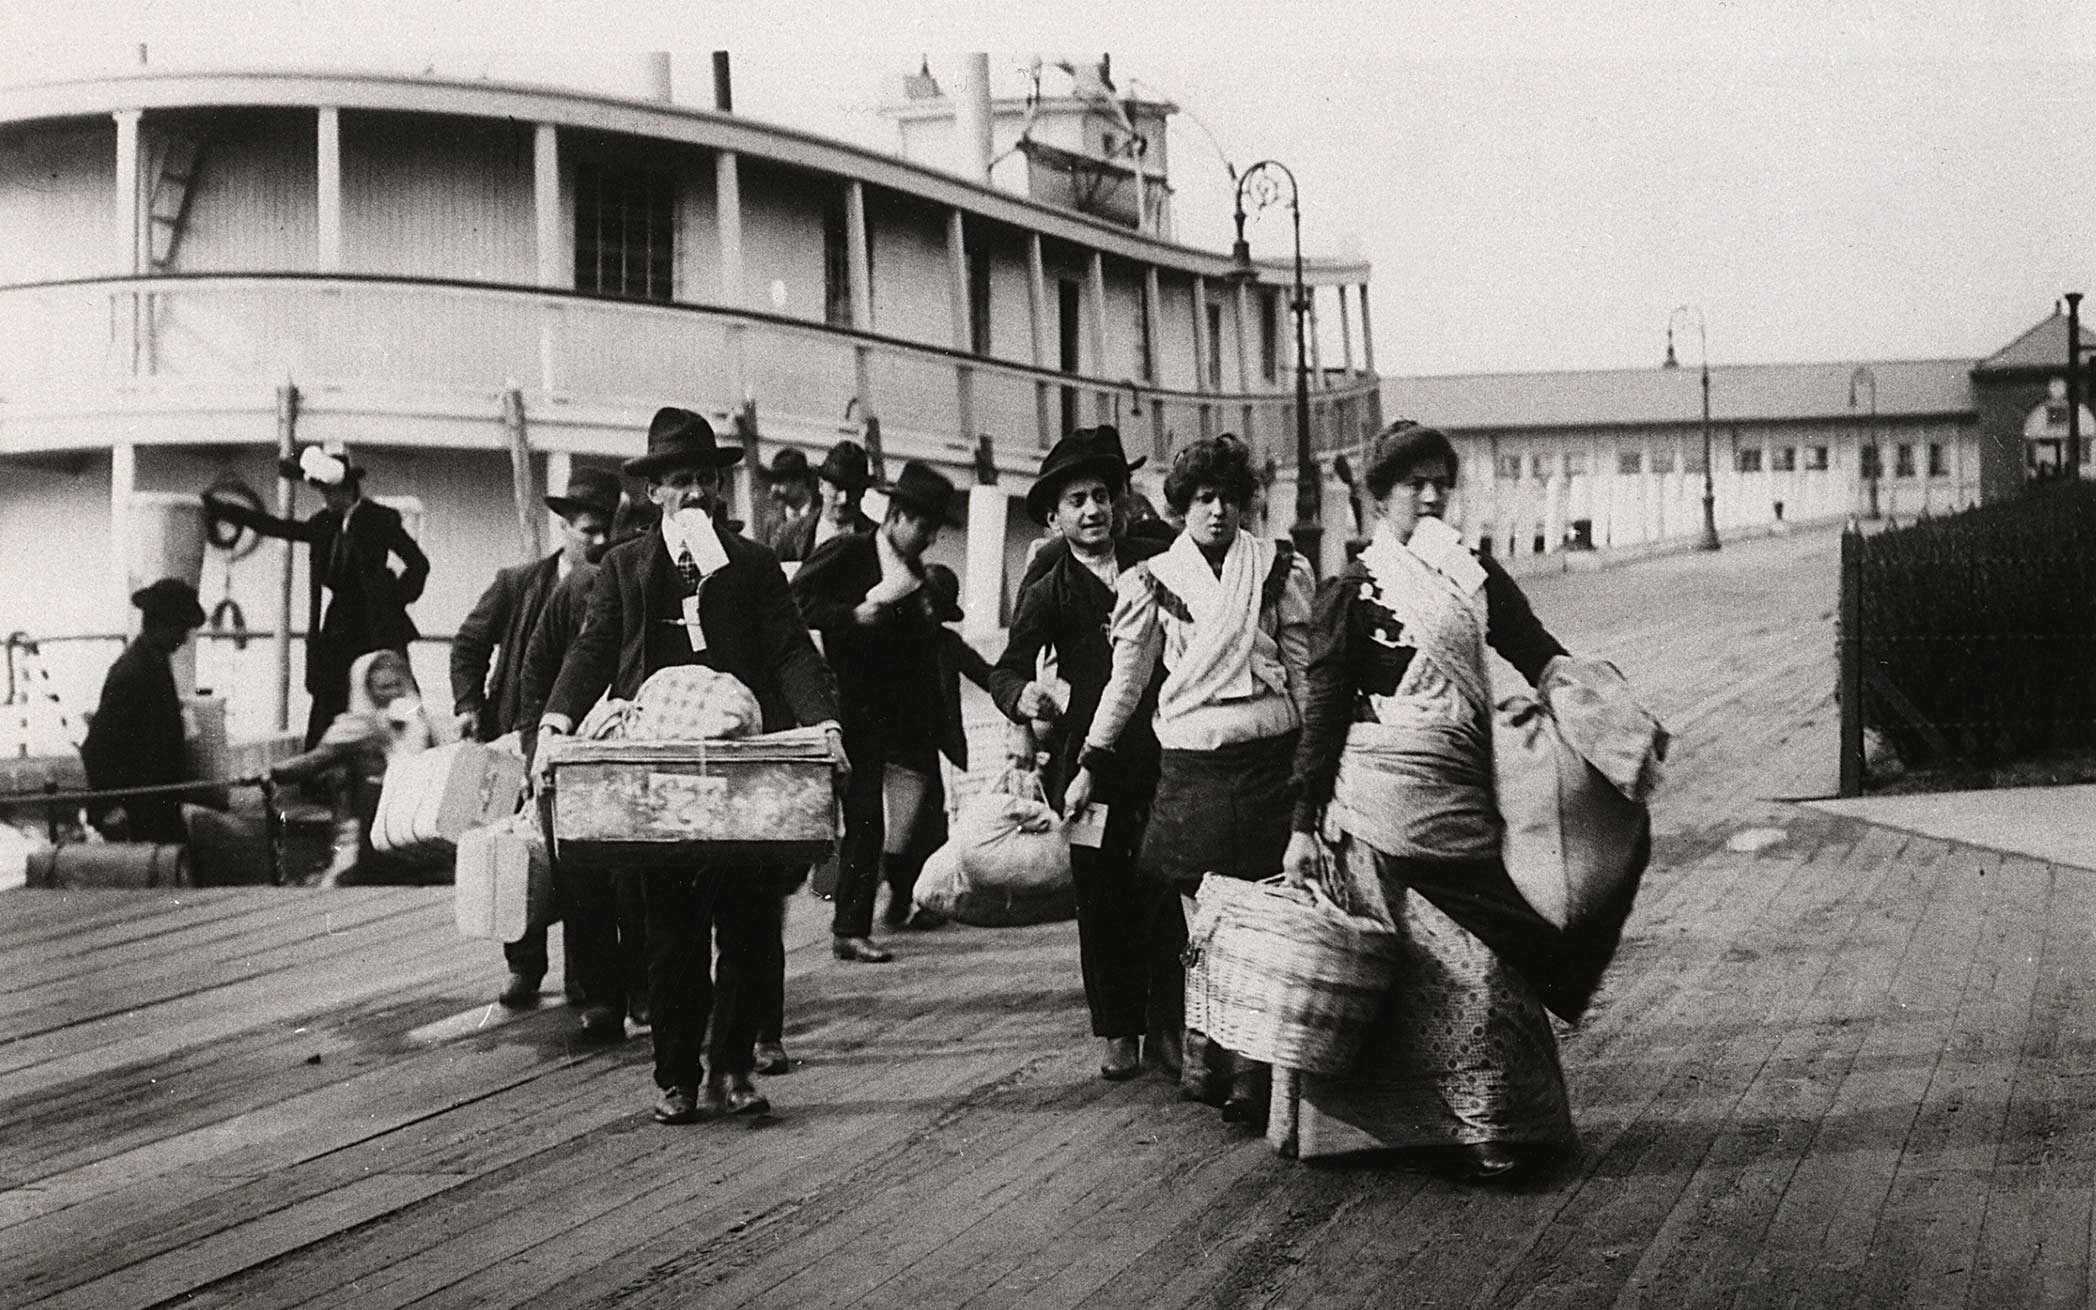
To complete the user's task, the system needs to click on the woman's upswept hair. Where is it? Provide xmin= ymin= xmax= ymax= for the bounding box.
xmin=1163 ymin=434 xmax=1258 ymax=515
xmin=1363 ymin=422 xmax=1459 ymax=500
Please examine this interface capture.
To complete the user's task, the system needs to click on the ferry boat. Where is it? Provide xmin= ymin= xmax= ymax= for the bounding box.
xmin=0 ymin=53 xmax=1379 ymax=749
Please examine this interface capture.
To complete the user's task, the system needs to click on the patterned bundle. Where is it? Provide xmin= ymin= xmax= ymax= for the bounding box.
xmin=625 ymin=666 xmax=763 ymax=742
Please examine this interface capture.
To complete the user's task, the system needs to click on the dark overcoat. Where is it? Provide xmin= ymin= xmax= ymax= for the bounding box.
xmin=450 ymin=552 xmax=562 ymax=740
xmin=770 ymin=508 xmax=876 ymax=563
xmin=79 ymin=638 xmax=189 ymax=843
xmin=790 ymin=531 xmax=948 ymax=760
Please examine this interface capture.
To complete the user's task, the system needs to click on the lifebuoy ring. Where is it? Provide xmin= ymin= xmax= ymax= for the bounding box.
xmin=203 ymin=476 xmax=266 ymax=559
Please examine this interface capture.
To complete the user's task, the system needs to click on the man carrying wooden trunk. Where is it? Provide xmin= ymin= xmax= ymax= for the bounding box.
xmin=539 ymin=408 xmax=848 ymax=1125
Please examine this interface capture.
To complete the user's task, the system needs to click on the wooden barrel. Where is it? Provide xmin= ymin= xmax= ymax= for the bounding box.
xmin=27 ymin=842 xmax=190 ymax=889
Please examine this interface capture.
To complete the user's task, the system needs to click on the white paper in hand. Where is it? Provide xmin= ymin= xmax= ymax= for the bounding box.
xmin=670 ymin=507 xmax=730 ymax=576
xmin=1067 ymin=803 xmax=1109 ymax=849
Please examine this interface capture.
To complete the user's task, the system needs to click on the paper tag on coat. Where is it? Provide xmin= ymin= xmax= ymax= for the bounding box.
xmin=680 ymin=594 xmax=707 ymax=652
xmin=1067 ymin=803 xmax=1109 ymax=849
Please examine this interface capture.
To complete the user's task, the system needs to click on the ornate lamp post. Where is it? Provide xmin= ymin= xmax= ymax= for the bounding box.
xmin=1664 ymin=305 xmax=1721 ymax=551
xmin=1848 ymin=366 xmax=1879 ymax=518
xmin=1225 ymin=160 xmax=1319 ymax=571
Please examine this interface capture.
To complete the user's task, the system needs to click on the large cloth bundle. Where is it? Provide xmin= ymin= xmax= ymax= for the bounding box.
xmin=1182 ymin=871 xmax=1401 ymax=1075
xmin=455 ymin=808 xmax=553 ymax=941
xmin=913 ymin=769 xmax=1075 ymax=927
xmin=627 ymin=666 xmax=763 ymax=742
xmin=371 ymin=738 xmax=527 ymax=859
xmin=1494 ymin=656 xmax=1666 ymax=930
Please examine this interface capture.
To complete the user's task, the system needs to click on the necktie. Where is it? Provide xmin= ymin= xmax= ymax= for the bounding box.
xmin=675 ymin=549 xmax=701 ymax=592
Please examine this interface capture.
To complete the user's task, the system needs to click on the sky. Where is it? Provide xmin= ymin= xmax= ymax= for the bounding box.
xmin=3 ymin=0 xmax=2092 ymax=378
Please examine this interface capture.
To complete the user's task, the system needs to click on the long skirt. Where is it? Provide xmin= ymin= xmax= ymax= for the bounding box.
xmin=1140 ymin=731 xmax=1298 ymax=887
xmin=1292 ymin=836 xmax=1575 ymax=1160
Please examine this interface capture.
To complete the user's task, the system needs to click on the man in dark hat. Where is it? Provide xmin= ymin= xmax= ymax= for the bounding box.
xmin=989 ymin=428 xmax=1178 ymax=1081
xmin=203 ymin=444 xmax=429 ymax=748
xmin=1016 ymin=425 xmax=1166 ymax=595
xmin=80 ymin=578 xmax=208 ymax=844
xmin=791 ymin=459 xmax=959 ymax=961
xmin=772 ymin=440 xmax=876 ymax=562
xmin=540 ymin=406 xmax=848 ymax=1126
xmin=759 ymin=447 xmax=816 ymax=554
xmin=452 ymin=465 xmax=618 ymax=1018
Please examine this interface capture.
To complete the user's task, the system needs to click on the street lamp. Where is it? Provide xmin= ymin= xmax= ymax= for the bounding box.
xmin=1848 ymin=366 xmax=1879 ymax=519
xmin=1664 ymin=305 xmax=1721 ymax=551
xmin=1225 ymin=159 xmax=1319 ymax=571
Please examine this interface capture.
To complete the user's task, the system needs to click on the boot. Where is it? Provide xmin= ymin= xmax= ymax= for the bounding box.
xmin=1180 ymin=1030 xmax=1228 ymax=1106
xmin=1221 ymin=1060 xmax=1271 ymax=1131
xmin=1099 ymin=1037 xmax=1142 ymax=1081
xmin=1145 ymin=1024 xmax=1184 ymax=1079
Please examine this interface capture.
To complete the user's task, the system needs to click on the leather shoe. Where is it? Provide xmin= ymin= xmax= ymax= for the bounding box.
xmin=707 ymin=1072 xmax=771 ymax=1117
xmin=1220 ymin=1065 xmax=1271 ymax=1130
xmin=833 ymin=935 xmax=893 ymax=963
xmin=882 ymin=893 xmax=912 ymax=930
xmin=1099 ymin=1036 xmax=1142 ymax=1081
xmin=496 ymin=971 xmax=542 ymax=1009
xmin=577 ymin=1005 xmax=624 ymax=1045
xmin=1146 ymin=1027 xmax=1184 ymax=1079
xmin=627 ymin=999 xmax=652 ymax=1029
xmin=1460 ymin=1142 xmax=1521 ymax=1182
xmin=651 ymin=1085 xmax=700 ymax=1125
xmin=753 ymin=1041 xmax=790 ymax=1075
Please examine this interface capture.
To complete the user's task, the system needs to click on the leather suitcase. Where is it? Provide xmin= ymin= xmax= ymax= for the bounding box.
xmin=454 ymin=817 xmax=552 ymax=942
xmin=373 ymin=742 xmax=527 ymax=859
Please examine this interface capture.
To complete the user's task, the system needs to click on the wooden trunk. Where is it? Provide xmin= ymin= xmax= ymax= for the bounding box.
xmin=545 ymin=730 xmax=838 ymax=871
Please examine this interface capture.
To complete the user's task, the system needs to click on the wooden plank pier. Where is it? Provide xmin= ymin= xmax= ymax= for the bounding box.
xmin=6 ymin=526 xmax=2093 ymax=1308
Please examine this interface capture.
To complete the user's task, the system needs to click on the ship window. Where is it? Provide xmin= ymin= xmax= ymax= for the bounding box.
xmin=574 ymin=163 xmax=674 ymax=302
xmin=968 ymin=248 xmax=992 ymax=357
xmin=1895 ymin=443 xmax=1915 ymax=478
xmin=823 ymin=199 xmax=875 ymax=329
xmin=1617 ymin=450 xmax=1643 ymax=475
xmin=1806 ymin=445 xmax=1830 ymax=471
xmin=1736 ymin=447 xmax=1763 ymax=473
xmin=1137 ymin=279 xmax=1156 ymax=381
xmin=1259 ymin=288 xmax=1279 ymax=383
xmin=1207 ymin=301 xmax=1225 ymax=390
xmin=1928 ymin=443 xmax=1948 ymax=477
xmin=1496 ymin=454 xmax=1523 ymax=480
xmin=1771 ymin=446 xmax=1797 ymax=472
xmin=1860 ymin=444 xmax=1882 ymax=478
xmin=1651 ymin=448 xmax=1677 ymax=474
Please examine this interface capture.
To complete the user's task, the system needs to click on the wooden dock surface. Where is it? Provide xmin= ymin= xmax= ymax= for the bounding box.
xmin=7 ymin=525 xmax=2091 ymax=1309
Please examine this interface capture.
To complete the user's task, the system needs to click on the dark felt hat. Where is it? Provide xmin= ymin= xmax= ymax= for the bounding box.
xmin=816 ymin=440 xmax=872 ymax=493
xmin=131 ymin=577 xmax=206 ymax=629
xmin=1027 ymin=430 xmax=1132 ymax=524
xmin=879 ymin=460 xmax=956 ymax=523
xmin=544 ymin=465 xmax=621 ymax=522
xmin=921 ymin=562 xmax=964 ymax=624
xmin=623 ymin=407 xmax=744 ymax=477
xmin=1081 ymin=424 xmax=1147 ymax=476
xmin=761 ymin=447 xmax=813 ymax=483
xmin=276 ymin=443 xmax=364 ymax=487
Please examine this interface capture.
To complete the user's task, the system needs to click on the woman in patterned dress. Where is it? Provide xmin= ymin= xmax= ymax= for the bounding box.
xmin=1283 ymin=423 xmax=1599 ymax=1180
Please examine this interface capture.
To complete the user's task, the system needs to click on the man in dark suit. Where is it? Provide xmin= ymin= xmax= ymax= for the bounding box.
xmin=203 ymin=445 xmax=430 ymax=748
xmin=80 ymin=579 xmax=207 ymax=844
xmin=791 ymin=460 xmax=957 ymax=963
xmin=452 ymin=466 xmax=618 ymax=1018
xmin=758 ymin=447 xmax=816 ymax=556
xmin=771 ymin=440 xmax=876 ymax=562
xmin=988 ymin=429 xmax=1178 ymax=1082
xmin=539 ymin=407 xmax=847 ymax=1126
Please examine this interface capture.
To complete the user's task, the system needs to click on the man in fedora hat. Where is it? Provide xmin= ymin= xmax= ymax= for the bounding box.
xmin=989 ymin=429 xmax=1179 ymax=1081
xmin=540 ymin=406 xmax=848 ymax=1125
xmin=758 ymin=447 xmax=816 ymax=554
xmin=453 ymin=464 xmax=618 ymax=1020
xmin=203 ymin=444 xmax=429 ymax=749
xmin=80 ymin=578 xmax=208 ymax=844
xmin=791 ymin=459 xmax=959 ymax=960
xmin=772 ymin=440 xmax=876 ymax=563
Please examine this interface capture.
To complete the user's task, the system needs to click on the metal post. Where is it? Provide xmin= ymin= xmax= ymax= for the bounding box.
xmin=1838 ymin=527 xmax=1865 ymax=796
xmin=272 ymin=382 xmax=298 ymax=733
xmin=1698 ymin=353 xmax=1719 ymax=550
xmin=2068 ymin=292 xmax=2083 ymax=479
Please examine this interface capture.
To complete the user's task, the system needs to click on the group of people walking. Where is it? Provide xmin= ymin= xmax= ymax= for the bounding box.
xmin=146 ymin=400 xmax=1621 ymax=1179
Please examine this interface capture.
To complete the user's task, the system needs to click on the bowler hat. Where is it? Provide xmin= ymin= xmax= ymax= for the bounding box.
xmin=761 ymin=447 xmax=813 ymax=484
xmin=277 ymin=442 xmax=364 ymax=488
xmin=543 ymin=465 xmax=621 ymax=522
xmin=1026 ymin=431 xmax=1132 ymax=524
xmin=623 ymin=407 xmax=744 ymax=477
xmin=816 ymin=440 xmax=872 ymax=493
xmin=878 ymin=460 xmax=956 ymax=523
xmin=131 ymin=577 xmax=206 ymax=629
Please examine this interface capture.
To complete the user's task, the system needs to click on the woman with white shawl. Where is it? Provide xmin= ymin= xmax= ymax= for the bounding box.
xmin=1066 ymin=434 xmax=1315 ymax=1128
xmin=1283 ymin=424 xmax=1627 ymax=1180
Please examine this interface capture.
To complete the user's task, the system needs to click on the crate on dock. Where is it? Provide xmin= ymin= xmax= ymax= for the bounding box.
xmin=544 ymin=729 xmax=837 ymax=870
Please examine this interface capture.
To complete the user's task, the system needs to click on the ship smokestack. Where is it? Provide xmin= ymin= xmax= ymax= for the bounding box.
xmin=712 ymin=51 xmax=733 ymax=112
xmin=644 ymin=51 xmax=673 ymax=103
xmin=955 ymin=53 xmax=993 ymax=184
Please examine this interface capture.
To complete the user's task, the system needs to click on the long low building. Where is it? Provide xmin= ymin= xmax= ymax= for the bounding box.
xmin=0 ymin=57 xmax=1379 ymax=743
xmin=1379 ymin=311 xmax=2094 ymax=568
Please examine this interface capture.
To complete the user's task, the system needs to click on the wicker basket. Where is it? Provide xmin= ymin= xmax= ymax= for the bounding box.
xmin=1182 ymin=873 xmax=1400 ymax=1075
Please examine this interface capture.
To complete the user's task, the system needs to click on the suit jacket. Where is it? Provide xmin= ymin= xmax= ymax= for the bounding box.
xmin=990 ymin=536 xmax=1169 ymax=797
xmin=206 ymin=495 xmax=429 ymax=691
xmin=450 ymin=552 xmax=562 ymax=740
xmin=546 ymin=526 xmax=837 ymax=735
xmin=772 ymin=508 xmax=876 ymax=563
xmin=790 ymin=531 xmax=949 ymax=757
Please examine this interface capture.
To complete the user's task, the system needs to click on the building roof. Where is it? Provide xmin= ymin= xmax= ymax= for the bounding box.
xmin=1382 ymin=357 xmax=1978 ymax=432
xmin=1976 ymin=310 xmax=2096 ymax=373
